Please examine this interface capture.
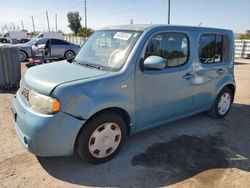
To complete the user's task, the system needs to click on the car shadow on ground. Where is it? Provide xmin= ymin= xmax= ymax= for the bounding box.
xmin=37 ymin=103 xmax=250 ymax=187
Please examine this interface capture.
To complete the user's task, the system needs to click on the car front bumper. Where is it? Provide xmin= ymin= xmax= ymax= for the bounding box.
xmin=12 ymin=92 xmax=85 ymax=157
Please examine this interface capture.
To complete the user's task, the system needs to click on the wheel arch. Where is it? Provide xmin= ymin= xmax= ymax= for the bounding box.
xmin=218 ymin=83 xmax=236 ymax=103
xmin=74 ymin=107 xmax=132 ymax=151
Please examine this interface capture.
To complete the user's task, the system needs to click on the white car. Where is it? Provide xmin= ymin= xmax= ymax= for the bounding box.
xmin=0 ymin=31 xmax=29 ymax=43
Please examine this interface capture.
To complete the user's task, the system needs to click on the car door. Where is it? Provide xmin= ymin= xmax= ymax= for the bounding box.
xmin=31 ymin=38 xmax=48 ymax=56
xmin=135 ymin=31 xmax=194 ymax=130
xmin=50 ymin=39 xmax=68 ymax=58
xmin=192 ymin=33 xmax=232 ymax=111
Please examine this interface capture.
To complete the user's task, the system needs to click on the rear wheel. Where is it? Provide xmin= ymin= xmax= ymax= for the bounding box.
xmin=76 ymin=111 xmax=127 ymax=164
xmin=64 ymin=50 xmax=75 ymax=60
xmin=208 ymin=87 xmax=233 ymax=118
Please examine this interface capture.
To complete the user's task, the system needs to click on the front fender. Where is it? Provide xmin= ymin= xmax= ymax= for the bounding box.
xmin=52 ymin=72 xmax=134 ymax=122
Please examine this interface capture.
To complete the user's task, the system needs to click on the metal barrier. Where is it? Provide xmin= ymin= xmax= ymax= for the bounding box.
xmin=0 ymin=46 xmax=21 ymax=90
xmin=63 ymin=36 xmax=87 ymax=46
xmin=235 ymin=40 xmax=250 ymax=58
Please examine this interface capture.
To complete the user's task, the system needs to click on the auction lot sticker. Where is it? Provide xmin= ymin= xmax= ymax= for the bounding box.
xmin=113 ymin=32 xmax=132 ymax=40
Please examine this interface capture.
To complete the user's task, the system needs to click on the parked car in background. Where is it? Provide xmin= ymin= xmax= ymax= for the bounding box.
xmin=0 ymin=31 xmax=29 ymax=43
xmin=12 ymin=25 xmax=235 ymax=164
xmin=35 ymin=32 xmax=64 ymax=40
xmin=15 ymin=38 xmax=80 ymax=61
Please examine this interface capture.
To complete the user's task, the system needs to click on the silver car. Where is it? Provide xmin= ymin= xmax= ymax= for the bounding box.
xmin=15 ymin=38 xmax=80 ymax=62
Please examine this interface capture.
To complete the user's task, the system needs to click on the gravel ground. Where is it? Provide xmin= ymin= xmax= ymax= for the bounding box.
xmin=0 ymin=61 xmax=250 ymax=188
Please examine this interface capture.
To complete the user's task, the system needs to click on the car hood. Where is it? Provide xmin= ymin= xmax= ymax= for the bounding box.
xmin=13 ymin=44 xmax=31 ymax=49
xmin=23 ymin=61 xmax=109 ymax=95
xmin=13 ymin=44 xmax=30 ymax=47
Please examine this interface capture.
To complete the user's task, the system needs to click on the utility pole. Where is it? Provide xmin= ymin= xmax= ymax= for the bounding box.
xmin=21 ymin=20 xmax=24 ymax=30
xmin=84 ymin=0 xmax=87 ymax=28
xmin=12 ymin=22 xmax=15 ymax=30
xmin=46 ymin=10 xmax=51 ymax=32
xmin=31 ymin=16 xmax=35 ymax=32
xmin=55 ymin=14 xmax=57 ymax=32
xmin=168 ymin=0 xmax=171 ymax=24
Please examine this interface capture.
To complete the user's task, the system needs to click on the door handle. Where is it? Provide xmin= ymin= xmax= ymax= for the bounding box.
xmin=183 ymin=73 xmax=193 ymax=80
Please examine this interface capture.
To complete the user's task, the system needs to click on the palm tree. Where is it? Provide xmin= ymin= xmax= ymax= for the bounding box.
xmin=78 ymin=27 xmax=94 ymax=37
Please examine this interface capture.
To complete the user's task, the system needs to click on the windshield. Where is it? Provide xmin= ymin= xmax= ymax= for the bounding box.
xmin=25 ymin=39 xmax=37 ymax=45
xmin=74 ymin=30 xmax=141 ymax=71
xmin=3 ymin=33 xmax=9 ymax=37
xmin=25 ymin=38 xmax=48 ymax=46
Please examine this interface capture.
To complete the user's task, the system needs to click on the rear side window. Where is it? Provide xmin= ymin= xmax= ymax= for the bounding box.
xmin=199 ymin=34 xmax=229 ymax=63
xmin=145 ymin=32 xmax=189 ymax=68
xmin=51 ymin=39 xmax=69 ymax=45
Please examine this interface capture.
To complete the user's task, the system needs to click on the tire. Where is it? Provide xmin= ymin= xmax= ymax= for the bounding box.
xmin=19 ymin=50 xmax=28 ymax=62
xmin=64 ymin=50 xmax=75 ymax=60
xmin=76 ymin=111 xmax=127 ymax=164
xmin=208 ymin=87 xmax=233 ymax=118
xmin=2 ymin=39 xmax=7 ymax=43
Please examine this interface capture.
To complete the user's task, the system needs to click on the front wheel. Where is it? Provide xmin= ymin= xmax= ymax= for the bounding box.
xmin=2 ymin=39 xmax=7 ymax=43
xmin=76 ymin=111 xmax=127 ymax=164
xmin=19 ymin=50 xmax=28 ymax=62
xmin=208 ymin=87 xmax=233 ymax=118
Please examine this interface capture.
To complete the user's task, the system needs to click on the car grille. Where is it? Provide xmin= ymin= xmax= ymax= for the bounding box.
xmin=20 ymin=86 xmax=30 ymax=101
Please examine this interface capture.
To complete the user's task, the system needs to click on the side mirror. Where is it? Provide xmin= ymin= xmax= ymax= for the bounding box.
xmin=143 ymin=56 xmax=166 ymax=70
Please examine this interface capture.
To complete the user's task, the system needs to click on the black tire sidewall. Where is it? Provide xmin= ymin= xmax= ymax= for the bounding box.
xmin=65 ymin=50 xmax=75 ymax=60
xmin=19 ymin=50 xmax=27 ymax=62
xmin=214 ymin=87 xmax=233 ymax=118
xmin=76 ymin=111 xmax=127 ymax=164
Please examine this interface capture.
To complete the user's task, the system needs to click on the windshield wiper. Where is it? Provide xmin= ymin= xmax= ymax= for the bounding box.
xmin=80 ymin=62 xmax=104 ymax=70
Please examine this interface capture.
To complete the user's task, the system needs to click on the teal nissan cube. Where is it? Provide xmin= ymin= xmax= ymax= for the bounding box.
xmin=12 ymin=25 xmax=235 ymax=164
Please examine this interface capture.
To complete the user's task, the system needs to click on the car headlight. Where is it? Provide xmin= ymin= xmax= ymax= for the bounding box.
xmin=28 ymin=90 xmax=60 ymax=114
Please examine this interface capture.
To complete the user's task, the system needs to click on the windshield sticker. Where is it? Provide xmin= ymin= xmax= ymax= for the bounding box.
xmin=113 ymin=32 xmax=132 ymax=40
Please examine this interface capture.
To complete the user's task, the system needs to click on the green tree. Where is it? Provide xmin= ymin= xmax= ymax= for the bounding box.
xmin=239 ymin=30 xmax=250 ymax=39
xmin=67 ymin=11 xmax=82 ymax=35
xmin=78 ymin=27 xmax=94 ymax=37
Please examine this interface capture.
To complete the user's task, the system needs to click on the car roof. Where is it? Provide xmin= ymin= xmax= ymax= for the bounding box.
xmin=99 ymin=24 xmax=232 ymax=33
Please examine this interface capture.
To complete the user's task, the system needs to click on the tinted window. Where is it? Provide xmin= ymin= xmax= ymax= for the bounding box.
xmin=35 ymin=38 xmax=48 ymax=45
xmin=3 ymin=33 xmax=9 ymax=37
xmin=199 ymin=34 xmax=226 ymax=63
xmin=145 ymin=33 xmax=189 ymax=68
xmin=51 ymin=39 xmax=69 ymax=45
